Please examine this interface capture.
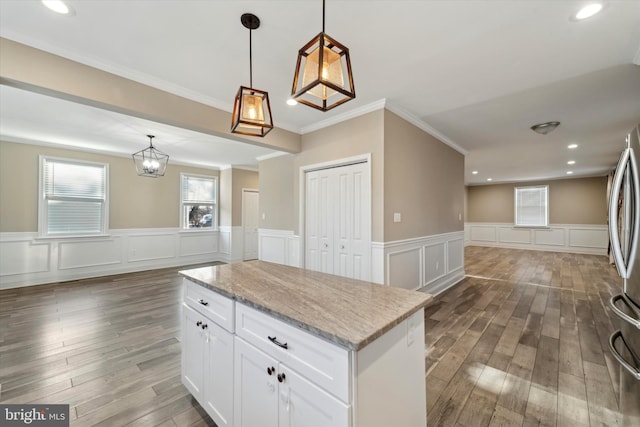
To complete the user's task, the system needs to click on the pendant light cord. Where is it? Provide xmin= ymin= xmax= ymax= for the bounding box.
xmin=322 ymin=0 xmax=325 ymax=33
xmin=249 ymin=28 xmax=253 ymax=88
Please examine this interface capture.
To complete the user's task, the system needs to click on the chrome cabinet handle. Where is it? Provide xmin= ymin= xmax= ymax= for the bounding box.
xmin=609 ymin=330 xmax=640 ymax=380
xmin=197 ymin=298 xmax=209 ymax=306
xmin=610 ymin=294 xmax=640 ymax=329
xmin=268 ymin=335 xmax=289 ymax=350
xmin=609 ymin=147 xmax=631 ymax=278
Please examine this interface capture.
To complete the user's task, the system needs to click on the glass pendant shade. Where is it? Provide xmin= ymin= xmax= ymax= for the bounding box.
xmin=292 ymin=32 xmax=355 ymax=111
xmin=231 ymin=86 xmax=273 ymax=137
xmin=132 ymin=135 xmax=169 ymax=178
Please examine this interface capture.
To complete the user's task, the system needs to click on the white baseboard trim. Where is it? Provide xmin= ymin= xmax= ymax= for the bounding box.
xmin=464 ymin=223 xmax=608 ymax=255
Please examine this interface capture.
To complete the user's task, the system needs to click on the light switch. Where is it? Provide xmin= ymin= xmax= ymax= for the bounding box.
xmin=393 ymin=212 xmax=401 ymax=223
xmin=262 ymin=212 xmax=266 ymax=220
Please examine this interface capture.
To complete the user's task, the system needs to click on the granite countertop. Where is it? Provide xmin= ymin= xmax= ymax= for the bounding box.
xmin=180 ymin=261 xmax=432 ymax=351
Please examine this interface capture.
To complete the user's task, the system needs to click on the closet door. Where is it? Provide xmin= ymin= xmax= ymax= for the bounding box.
xmin=335 ymin=162 xmax=369 ymax=280
xmin=305 ymin=162 xmax=370 ymax=281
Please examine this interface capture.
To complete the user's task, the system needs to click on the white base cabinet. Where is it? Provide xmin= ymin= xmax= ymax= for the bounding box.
xmin=181 ymin=278 xmax=427 ymax=427
xmin=181 ymin=281 xmax=235 ymax=427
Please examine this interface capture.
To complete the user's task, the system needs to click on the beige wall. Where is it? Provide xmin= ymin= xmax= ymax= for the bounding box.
xmin=231 ymin=169 xmax=259 ymax=226
xmin=383 ymin=110 xmax=465 ymax=241
xmin=0 ymin=140 xmax=219 ymax=232
xmin=466 ymin=176 xmax=608 ymax=224
xmin=219 ymin=169 xmax=232 ymax=227
xmin=259 ymin=155 xmax=295 ymax=231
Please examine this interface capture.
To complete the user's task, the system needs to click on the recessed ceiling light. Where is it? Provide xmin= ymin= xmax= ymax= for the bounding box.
xmin=42 ymin=0 xmax=73 ymax=15
xmin=487 ymin=178 xmax=493 ymax=182
xmin=472 ymin=171 xmax=478 ymax=175
xmin=567 ymin=160 xmax=576 ymax=165
xmin=568 ymin=144 xmax=578 ymax=149
xmin=286 ymin=98 xmax=298 ymax=106
xmin=567 ymin=171 xmax=574 ymax=175
xmin=574 ymin=3 xmax=603 ymax=20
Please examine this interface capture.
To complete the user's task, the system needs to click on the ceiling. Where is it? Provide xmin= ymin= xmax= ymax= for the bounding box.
xmin=1 ymin=0 xmax=639 ymax=183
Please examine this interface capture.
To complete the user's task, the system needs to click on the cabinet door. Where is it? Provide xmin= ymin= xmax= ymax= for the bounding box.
xmin=203 ymin=322 xmax=234 ymax=427
xmin=235 ymin=337 xmax=279 ymax=427
xmin=278 ymin=367 xmax=351 ymax=427
xmin=182 ymin=304 xmax=205 ymax=401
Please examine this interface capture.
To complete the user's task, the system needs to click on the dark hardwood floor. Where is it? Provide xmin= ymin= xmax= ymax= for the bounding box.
xmin=0 ymin=247 xmax=624 ymax=426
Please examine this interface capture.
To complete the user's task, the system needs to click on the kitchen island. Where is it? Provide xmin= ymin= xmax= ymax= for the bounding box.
xmin=180 ymin=260 xmax=432 ymax=427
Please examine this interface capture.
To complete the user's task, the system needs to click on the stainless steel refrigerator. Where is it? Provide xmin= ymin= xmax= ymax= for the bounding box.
xmin=608 ymin=123 xmax=640 ymax=426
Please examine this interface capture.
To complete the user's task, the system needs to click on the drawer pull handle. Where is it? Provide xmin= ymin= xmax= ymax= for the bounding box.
xmin=268 ymin=336 xmax=289 ymax=350
xmin=201 ymin=323 xmax=208 ymax=330
xmin=197 ymin=299 xmax=209 ymax=306
xmin=267 ymin=366 xmax=275 ymax=376
xmin=277 ymin=373 xmax=286 ymax=383
xmin=196 ymin=321 xmax=202 ymax=327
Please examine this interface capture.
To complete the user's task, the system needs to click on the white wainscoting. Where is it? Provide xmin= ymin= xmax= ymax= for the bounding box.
xmin=0 ymin=229 xmax=221 ymax=290
xmin=218 ymin=226 xmax=244 ymax=263
xmin=258 ymin=229 xmax=301 ymax=267
xmin=379 ymin=231 xmax=465 ymax=295
xmin=259 ymin=229 xmax=464 ymax=295
xmin=464 ymin=223 xmax=609 ymax=255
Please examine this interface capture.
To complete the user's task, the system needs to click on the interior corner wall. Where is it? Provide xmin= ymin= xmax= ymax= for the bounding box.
xmin=466 ymin=176 xmax=608 ymax=224
xmin=231 ymin=169 xmax=259 ymax=227
xmin=259 ymin=154 xmax=295 ymax=231
xmin=382 ymin=110 xmax=465 ymax=242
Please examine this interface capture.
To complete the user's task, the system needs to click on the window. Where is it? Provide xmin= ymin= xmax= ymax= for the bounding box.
xmin=515 ymin=185 xmax=548 ymax=227
xmin=39 ymin=156 xmax=108 ymax=237
xmin=181 ymin=173 xmax=217 ymax=230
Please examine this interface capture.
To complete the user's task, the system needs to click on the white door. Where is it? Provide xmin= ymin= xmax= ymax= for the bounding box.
xmin=305 ymin=162 xmax=370 ymax=280
xmin=181 ymin=304 xmax=205 ymax=401
xmin=243 ymin=190 xmax=259 ymax=261
xmin=235 ymin=337 xmax=279 ymax=427
xmin=203 ymin=323 xmax=234 ymax=427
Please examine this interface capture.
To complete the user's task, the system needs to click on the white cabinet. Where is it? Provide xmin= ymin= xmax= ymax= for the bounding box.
xmin=234 ymin=331 xmax=350 ymax=427
xmin=181 ymin=280 xmax=234 ymax=427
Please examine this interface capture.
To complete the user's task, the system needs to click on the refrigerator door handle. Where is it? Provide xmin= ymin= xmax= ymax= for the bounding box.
xmin=609 ymin=330 xmax=640 ymax=381
xmin=610 ymin=294 xmax=640 ymax=329
xmin=609 ymin=147 xmax=632 ymax=278
xmin=627 ymin=147 xmax=640 ymax=276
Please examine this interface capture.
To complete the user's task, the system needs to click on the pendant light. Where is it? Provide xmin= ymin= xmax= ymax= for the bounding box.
xmin=231 ymin=13 xmax=274 ymax=137
xmin=132 ymin=135 xmax=169 ymax=178
xmin=291 ymin=0 xmax=355 ymax=111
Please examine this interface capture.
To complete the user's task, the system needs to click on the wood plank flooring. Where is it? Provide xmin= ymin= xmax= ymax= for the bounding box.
xmin=0 ymin=247 xmax=624 ymax=426
xmin=426 ymin=246 xmax=623 ymax=426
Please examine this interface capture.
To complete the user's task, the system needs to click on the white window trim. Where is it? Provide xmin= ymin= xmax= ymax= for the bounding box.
xmin=514 ymin=185 xmax=549 ymax=228
xmin=38 ymin=155 xmax=110 ymax=238
xmin=180 ymin=172 xmax=218 ymax=231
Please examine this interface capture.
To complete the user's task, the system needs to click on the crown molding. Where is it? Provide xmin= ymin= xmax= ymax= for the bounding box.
xmin=384 ymin=102 xmax=468 ymax=155
xmin=300 ymin=99 xmax=387 ymax=134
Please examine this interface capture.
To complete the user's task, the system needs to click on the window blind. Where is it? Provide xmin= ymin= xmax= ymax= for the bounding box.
xmin=182 ymin=175 xmax=216 ymax=203
xmin=42 ymin=158 xmax=107 ymax=235
xmin=515 ymin=186 xmax=548 ymax=227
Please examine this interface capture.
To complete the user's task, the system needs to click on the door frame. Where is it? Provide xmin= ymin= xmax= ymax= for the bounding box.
xmin=298 ymin=153 xmax=372 ymax=274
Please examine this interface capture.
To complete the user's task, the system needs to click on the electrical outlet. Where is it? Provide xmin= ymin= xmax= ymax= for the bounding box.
xmin=393 ymin=212 xmax=401 ymax=223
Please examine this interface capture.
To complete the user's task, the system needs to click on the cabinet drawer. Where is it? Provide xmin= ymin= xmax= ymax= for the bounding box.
xmin=236 ymin=303 xmax=350 ymax=402
xmin=184 ymin=279 xmax=234 ymax=333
